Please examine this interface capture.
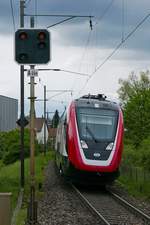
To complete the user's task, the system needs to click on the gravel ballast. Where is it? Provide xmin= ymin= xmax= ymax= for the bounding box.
xmin=109 ymin=182 xmax=150 ymax=217
xmin=37 ymin=161 xmax=150 ymax=225
xmin=38 ymin=162 xmax=102 ymax=225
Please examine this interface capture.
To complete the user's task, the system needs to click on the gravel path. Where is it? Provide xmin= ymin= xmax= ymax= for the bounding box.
xmin=38 ymin=162 xmax=102 ymax=225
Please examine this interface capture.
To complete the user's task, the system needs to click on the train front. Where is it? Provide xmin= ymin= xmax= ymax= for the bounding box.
xmin=67 ymin=95 xmax=124 ymax=185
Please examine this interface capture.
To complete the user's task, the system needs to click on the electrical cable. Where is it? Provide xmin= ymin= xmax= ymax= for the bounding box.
xmin=74 ymin=0 xmax=116 ymax=98
xmin=35 ymin=0 xmax=37 ymax=26
xmin=47 ymin=91 xmax=72 ymax=101
xmin=25 ymin=0 xmax=32 ymax=7
xmin=95 ymin=0 xmax=116 ymax=26
xmin=79 ymin=30 xmax=92 ymax=72
xmin=78 ymin=12 xmax=150 ymax=95
xmin=75 ymin=29 xmax=92 ymax=82
xmin=122 ymin=0 xmax=125 ymax=41
xmin=47 ymin=16 xmax=75 ymax=29
xmin=10 ymin=0 xmax=16 ymax=32
xmin=71 ymin=29 xmax=92 ymax=97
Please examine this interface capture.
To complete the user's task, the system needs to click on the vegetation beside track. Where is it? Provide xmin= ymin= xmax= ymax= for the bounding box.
xmin=0 ymin=129 xmax=43 ymax=165
xmin=0 ymin=151 xmax=54 ymax=225
xmin=118 ymin=173 xmax=150 ymax=199
xmin=118 ymin=71 xmax=150 ymax=199
xmin=118 ymin=141 xmax=150 ymax=199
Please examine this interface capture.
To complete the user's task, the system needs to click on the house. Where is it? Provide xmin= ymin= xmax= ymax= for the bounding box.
xmin=35 ymin=118 xmax=49 ymax=144
xmin=48 ymin=127 xmax=57 ymax=148
xmin=48 ymin=127 xmax=57 ymax=139
xmin=26 ymin=117 xmax=49 ymax=144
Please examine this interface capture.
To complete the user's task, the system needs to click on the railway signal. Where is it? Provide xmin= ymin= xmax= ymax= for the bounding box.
xmin=15 ymin=29 xmax=50 ymax=64
xmin=16 ymin=117 xmax=29 ymax=127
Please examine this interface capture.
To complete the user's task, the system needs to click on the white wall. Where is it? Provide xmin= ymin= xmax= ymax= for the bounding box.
xmin=36 ymin=123 xmax=48 ymax=144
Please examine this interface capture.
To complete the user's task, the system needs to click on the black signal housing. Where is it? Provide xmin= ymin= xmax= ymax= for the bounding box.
xmin=15 ymin=29 xmax=50 ymax=64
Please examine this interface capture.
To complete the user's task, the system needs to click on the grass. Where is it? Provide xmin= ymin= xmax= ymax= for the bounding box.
xmin=16 ymin=151 xmax=55 ymax=225
xmin=118 ymin=141 xmax=150 ymax=200
xmin=118 ymin=173 xmax=150 ymax=200
xmin=0 ymin=159 xmax=20 ymax=209
xmin=1 ymin=147 xmax=149 ymax=224
xmin=0 ymin=150 xmax=55 ymax=225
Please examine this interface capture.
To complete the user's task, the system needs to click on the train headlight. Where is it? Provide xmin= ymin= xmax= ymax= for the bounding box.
xmin=106 ymin=142 xmax=114 ymax=150
xmin=81 ymin=140 xmax=88 ymax=149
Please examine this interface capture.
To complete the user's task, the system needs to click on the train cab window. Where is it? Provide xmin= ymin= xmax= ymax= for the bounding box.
xmin=76 ymin=108 xmax=118 ymax=142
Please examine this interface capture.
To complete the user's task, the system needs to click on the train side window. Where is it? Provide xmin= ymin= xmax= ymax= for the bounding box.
xmin=64 ymin=116 xmax=67 ymax=126
xmin=64 ymin=116 xmax=67 ymax=135
xmin=57 ymin=142 xmax=60 ymax=152
xmin=64 ymin=116 xmax=68 ymax=153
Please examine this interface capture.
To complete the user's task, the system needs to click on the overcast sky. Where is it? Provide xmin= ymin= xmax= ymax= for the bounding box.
xmin=0 ymin=0 xmax=150 ymax=117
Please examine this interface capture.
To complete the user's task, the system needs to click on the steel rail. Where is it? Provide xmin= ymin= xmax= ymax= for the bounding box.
xmin=109 ymin=190 xmax=150 ymax=223
xmin=71 ymin=184 xmax=110 ymax=225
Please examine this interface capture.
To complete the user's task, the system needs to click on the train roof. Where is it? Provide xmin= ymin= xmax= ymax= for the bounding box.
xmin=74 ymin=94 xmax=120 ymax=111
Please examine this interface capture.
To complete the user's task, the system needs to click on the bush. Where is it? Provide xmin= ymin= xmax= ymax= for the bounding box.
xmin=0 ymin=129 xmax=43 ymax=165
xmin=122 ymin=142 xmax=138 ymax=166
xmin=0 ymin=132 xmax=7 ymax=159
xmin=1 ymin=129 xmax=29 ymax=164
xmin=0 ymin=160 xmax=4 ymax=169
xmin=122 ymin=137 xmax=150 ymax=171
xmin=138 ymin=137 xmax=150 ymax=171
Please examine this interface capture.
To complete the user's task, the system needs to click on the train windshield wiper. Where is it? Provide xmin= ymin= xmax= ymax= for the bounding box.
xmin=85 ymin=125 xmax=98 ymax=143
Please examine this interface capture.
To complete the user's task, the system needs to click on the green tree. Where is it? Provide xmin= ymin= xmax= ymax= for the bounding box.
xmin=2 ymin=129 xmax=30 ymax=164
xmin=0 ymin=129 xmax=42 ymax=165
xmin=0 ymin=132 xmax=7 ymax=160
xmin=118 ymin=71 xmax=150 ymax=146
xmin=138 ymin=137 xmax=150 ymax=170
xmin=52 ymin=110 xmax=59 ymax=128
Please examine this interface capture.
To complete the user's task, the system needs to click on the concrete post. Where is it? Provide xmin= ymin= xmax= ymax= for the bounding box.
xmin=0 ymin=193 xmax=12 ymax=225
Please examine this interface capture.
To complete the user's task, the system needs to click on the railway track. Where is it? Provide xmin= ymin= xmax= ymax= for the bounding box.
xmin=72 ymin=184 xmax=150 ymax=225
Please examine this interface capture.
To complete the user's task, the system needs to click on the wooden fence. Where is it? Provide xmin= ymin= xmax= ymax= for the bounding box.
xmin=120 ymin=164 xmax=150 ymax=193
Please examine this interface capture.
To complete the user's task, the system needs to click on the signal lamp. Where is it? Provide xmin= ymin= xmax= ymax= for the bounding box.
xmin=38 ymin=42 xmax=46 ymax=49
xmin=19 ymin=53 xmax=28 ymax=61
xmin=38 ymin=32 xmax=46 ymax=40
xmin=19 ymin=32 xmax=28 ymax=40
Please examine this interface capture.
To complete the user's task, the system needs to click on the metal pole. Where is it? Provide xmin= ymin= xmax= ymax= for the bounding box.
xmin=26 ymin=17 xmax=38 ymax=225
xmin=20 ymin=0 xmax=25 ymax=188
xmin=44 ymin=85 xmax=46 ymax=155
xmin=29 ymin=64 xmax=37 ymax=224
xmin=20 ymin=0 xmax=24 ymax=27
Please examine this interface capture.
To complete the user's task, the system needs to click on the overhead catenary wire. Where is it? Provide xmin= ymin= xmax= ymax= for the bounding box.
xmin=9 ymin=0 xmax=16 ymax=32
xmin=47 ymin=16 xmax=76 ymax=29
xmin=71 ymin=29 xmax=92 ymax=94
xmin=122 ymin=0 xmax=125 ymax=41
xmin=78 ymin=30 xmax=93 ymax=73
xmin=35 ymin=0 xmax=38 ymax=26
xmin=74 ymin=0 xmax=116 ymax=97
xmin=78 ymin=0 xmax=116 ymax=80
xmin=78 ymin=12 xmax=150 ymax=95
xmin=47 ymin=91 xmax=72 ymax=101
xmin=95 ymin=0 xmax=116 ymax=26
xmin=93 ymin=12 xmax=150 ymax=75
xmin=25 ymin=0 xmax=32 ymax=7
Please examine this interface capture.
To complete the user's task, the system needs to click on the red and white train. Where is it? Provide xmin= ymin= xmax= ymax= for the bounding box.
xmin=55 ymin=94 xmax=124 ymax=185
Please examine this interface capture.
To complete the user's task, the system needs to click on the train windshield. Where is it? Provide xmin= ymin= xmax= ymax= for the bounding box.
xmin=77 ymin=108 xmax=118 ymax=142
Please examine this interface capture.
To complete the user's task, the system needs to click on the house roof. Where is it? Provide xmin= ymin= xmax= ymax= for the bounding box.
xmin=25 ymin=117 xmax=45 ymax=132
xmin=35 ymin=118 xmax=45 ymax=132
